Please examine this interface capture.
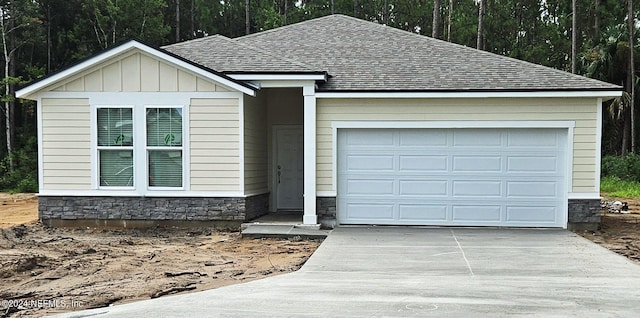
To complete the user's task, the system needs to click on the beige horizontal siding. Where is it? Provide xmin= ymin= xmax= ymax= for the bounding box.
xmin=41 ymin=98 xmax=91 ymax=190
xmin=47 ymin=51 xmax=233 ymax=93
xmin=244 ymin=92 xmax=268 ymax=194
xmin=189 ymin=98 xmax=241 ymax=191
xmin=317 ymin=97 xmax=599 ymax=194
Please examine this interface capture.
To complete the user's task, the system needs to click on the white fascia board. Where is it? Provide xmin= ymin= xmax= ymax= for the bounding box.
xmin=315 ymin=90 xmax=622 ymax=99
xmin=35 ymin=91 xmax=244 ymax=100
xmin=228 ymin=74 xmax=327 ymax=81
xmin=16 ymin=40 xmax=256 ymax=99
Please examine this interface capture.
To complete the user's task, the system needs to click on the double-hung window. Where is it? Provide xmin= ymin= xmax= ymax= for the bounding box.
xmin=97 ymin=107 xmax=134 ymax=188
xmin=146 ymin=107 xmax=183 ymax=188
xmin=96 ymin=105 xmax=184 ymax=190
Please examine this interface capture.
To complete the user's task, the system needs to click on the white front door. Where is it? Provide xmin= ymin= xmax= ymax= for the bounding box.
xmin=275 ymin=126 xmax=304 ymax=210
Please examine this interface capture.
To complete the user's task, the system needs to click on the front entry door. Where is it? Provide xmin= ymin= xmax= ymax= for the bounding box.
xmin=275 ymin=126 xmax=304 ymax=210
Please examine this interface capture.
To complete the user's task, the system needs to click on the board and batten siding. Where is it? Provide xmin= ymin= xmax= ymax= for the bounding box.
xmin=48 ymin=52 xmax=231 ymax=93
xmin=243 ymin=93 xmax=268 ymax=194
xmin=190 ymin=98 xmax=241 ymax=191
xmin=316 ymin=98 xmax=598 ymax=194
xmin=41 ymin=98 xmax=92 ymax=189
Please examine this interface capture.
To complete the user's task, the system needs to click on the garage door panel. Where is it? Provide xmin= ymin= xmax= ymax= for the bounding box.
xmin=399 ymin=204 xmax=447 ymax=221
xmin=452 ymin=205 xmax=502 ymax=222
xmin=346 ymin=130 xmax=394 ymax=146
xmin=347 ymin=155 xmax=394 ymax=171
xmin=506 ymin=206 xmax=558 ymax=222
xmin=399 ymin=155 xmax=448 ymax=171
xmin=453 ymin=156 xmax=502 ymax=172
xmin=452 ymin=180 xmax=502 ymax=197
xmin=346 ymin=179 xmax=395 ymax=195
xmin=399 ymin=180 xmax=448 ymax=196
xmin=399 ymin=130 xmax=447 ymax=146
xmin=453 ymin=130 xmax=502 ymax=147
xmin=345 ymin=203 xmax=394 ymax=220
xmin=507 ymin=156 xmax=560 ymax=173
xmin=338 ymin=128 xmax=567 ymax=227
xmin=507 ymin=130 xmax=559 ymax=147
xmin=507 ymin=181 xmax=558 ymax=197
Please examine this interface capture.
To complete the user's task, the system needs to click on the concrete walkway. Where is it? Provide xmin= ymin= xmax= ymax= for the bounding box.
xmin=52 ymin=227 xmax=640 ymax=317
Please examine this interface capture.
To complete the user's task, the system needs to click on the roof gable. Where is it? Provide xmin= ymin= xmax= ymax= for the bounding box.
xmin=16 ymin=40 xmax=256 ymax=99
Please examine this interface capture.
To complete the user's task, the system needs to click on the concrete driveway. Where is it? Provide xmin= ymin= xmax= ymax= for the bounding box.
xmin=53 ymin=227 xmax=640 ymax=317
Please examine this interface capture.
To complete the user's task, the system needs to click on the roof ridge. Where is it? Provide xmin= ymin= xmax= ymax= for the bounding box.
xmin=236 ymin=14 xmax=344 ymax=40
xmin=161 ymin=34 xmax=231 ymax=49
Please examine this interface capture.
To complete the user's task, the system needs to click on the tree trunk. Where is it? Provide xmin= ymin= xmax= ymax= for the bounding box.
xmin=447 ymin=0 xmax=453 ymax=42
xmin=629 ymin=0 xmax=635 ymax=151
xmin=46 ymin=4 xmax=51 ymax=72
xmin=245 ymin=0 xmax=250 ymax=35
xmin=571 ymin=0 xmax=577 ymax=74
xmin=623 ymin=115 xmax=631 ymax=155
xmin=8 ymin=8 xmax=14 ymax=166
xmin=432 ymin=0 xmax=441 ymax=39
xmin=354 ymin=0 xmax=358 ymax=17
xmin=0 ymin=7 xmax=13 ymax=171
xmin=594 ymin=0 xmax=600 ymax=44
xmin=331 ymin=0 xmax=335 ymax=15
xmin=477 ymin=0 xmax=485 ymax=50
xmin=383 ymin=0 xmax=388 ymax=24
xmin=284 ymin=0 xmax=288 ymax=25
xmin=190 ymin=0 xmax=195 ymax=39
xmin=175 ymin=0 xmax=180 ymax=41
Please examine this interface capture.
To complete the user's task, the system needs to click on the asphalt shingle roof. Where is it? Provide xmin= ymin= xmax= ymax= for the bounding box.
xmin=167 ymin=14 xmax=620 ymax=92
xmin=163 ymin=35 xmax=319 ymax=73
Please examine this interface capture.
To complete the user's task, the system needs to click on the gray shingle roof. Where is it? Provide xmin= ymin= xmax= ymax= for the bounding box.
xmin=167 ymin=15 xmax=620 ymax=92
xmin=162 ymin=35 xmax=319 ymax=73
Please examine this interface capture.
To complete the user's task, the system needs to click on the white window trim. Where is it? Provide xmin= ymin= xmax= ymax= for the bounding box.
xmin=90 ymin=94 xmax=191 ymax=196
xmin=93 ymin=105 xmax=136 ymax=190
xmin=144 ymin=105 xmax=187 ymax=191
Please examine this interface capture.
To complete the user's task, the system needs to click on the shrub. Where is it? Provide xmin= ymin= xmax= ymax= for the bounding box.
xmin=0 ymin=136 xmax=38 ymax=193
xmin=601 ymin=153 xmax=640 ymax=181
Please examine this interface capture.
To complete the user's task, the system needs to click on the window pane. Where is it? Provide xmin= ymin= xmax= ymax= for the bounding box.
xmin=100 ymin=150 xmax=134 ymax=187
xmin=98 ymin=108 xmax=133 ymax=146
xmin=148 ymin=150 xmax=182 ymax=187
xmin=146 ymin=108 xmax=182 ymax=147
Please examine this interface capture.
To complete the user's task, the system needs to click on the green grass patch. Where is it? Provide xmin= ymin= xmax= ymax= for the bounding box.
xmin=601 ymin=176 xmax=640 ymax=198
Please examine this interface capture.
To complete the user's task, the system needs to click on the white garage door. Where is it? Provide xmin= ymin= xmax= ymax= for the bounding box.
xmin=337 ymin=128 xmax=567 ymax=227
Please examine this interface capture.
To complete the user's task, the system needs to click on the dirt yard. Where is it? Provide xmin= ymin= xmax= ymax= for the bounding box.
xmin=0 ymin=194 xmax=38 ymax=229
xmin=0 ymin=194 xmax=322 ymax=318
xmin=577 ymin=197 xmax=640 ymax=264
xmin=3 ymin=194 xmax=640 ymax=317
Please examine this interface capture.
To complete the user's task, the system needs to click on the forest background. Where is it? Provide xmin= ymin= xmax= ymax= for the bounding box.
xmin=0 ymin=0 xmax=635 ymax=192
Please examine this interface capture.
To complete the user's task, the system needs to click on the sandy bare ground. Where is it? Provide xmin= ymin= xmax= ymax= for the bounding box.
xmin=0 ymin=194 xmax=38 ymax=229
xmin=0 ymin=194 xmax=321 ymax=318
xmin=3 ymin=194 xmax=640 ymax=317
xmin=577 ymin=197 xmax=640 ymax=264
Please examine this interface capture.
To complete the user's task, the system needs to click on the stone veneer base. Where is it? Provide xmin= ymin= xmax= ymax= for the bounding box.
xmin=38 ymin=194 xmax=269 ymax=228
